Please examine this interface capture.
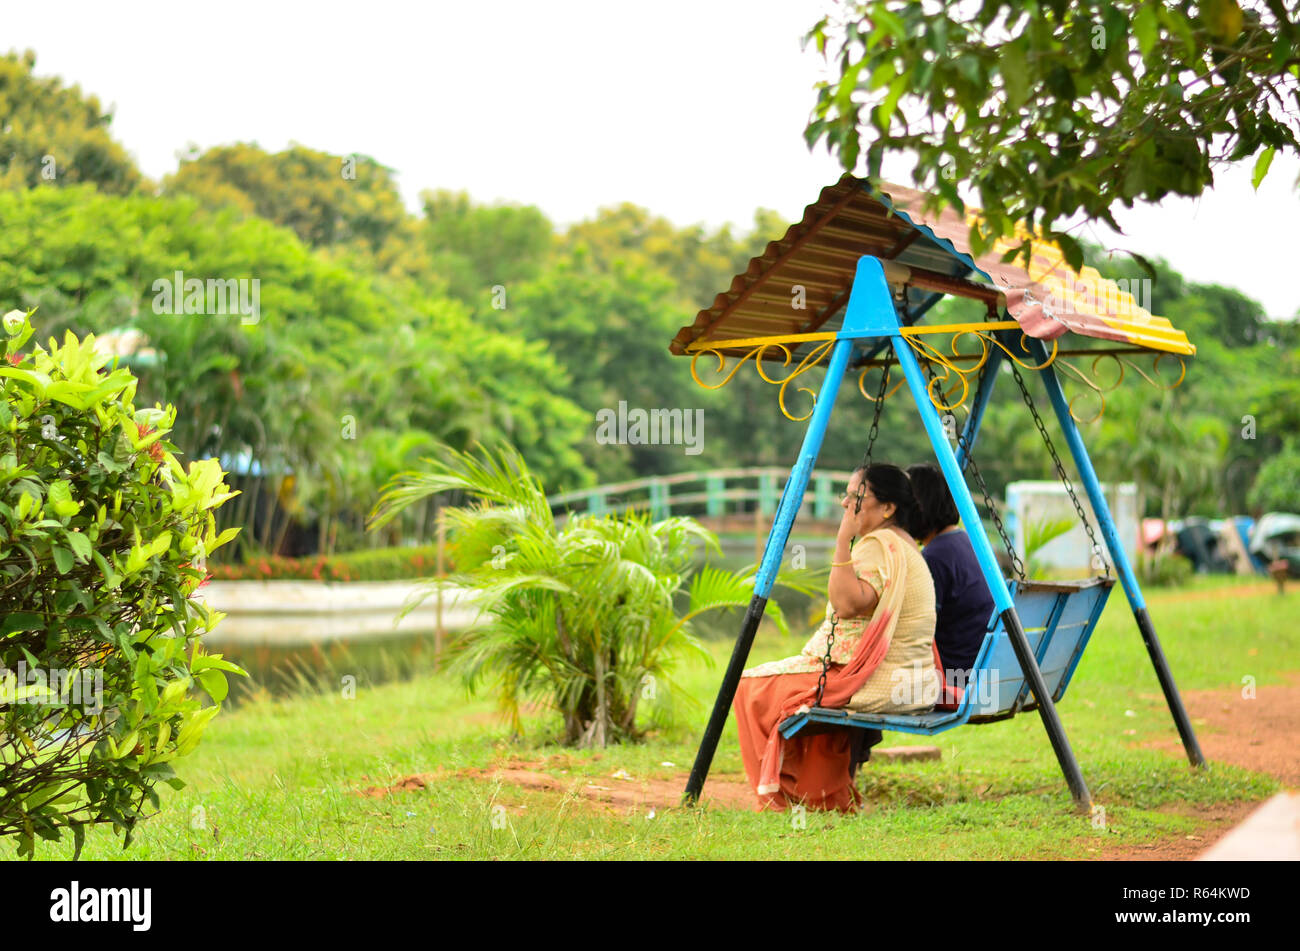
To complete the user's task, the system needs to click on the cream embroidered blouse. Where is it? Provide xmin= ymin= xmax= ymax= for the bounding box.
xmin=741 ymin=529 xmax=939 ymax=713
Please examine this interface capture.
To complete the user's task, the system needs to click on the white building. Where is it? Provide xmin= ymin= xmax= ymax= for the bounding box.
xmin=1005 ymin=481 xmax=1138 ymax=574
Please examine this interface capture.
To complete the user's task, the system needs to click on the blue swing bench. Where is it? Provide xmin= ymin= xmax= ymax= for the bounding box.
xmin=779 ymin=576 xmax=1114 ymax=740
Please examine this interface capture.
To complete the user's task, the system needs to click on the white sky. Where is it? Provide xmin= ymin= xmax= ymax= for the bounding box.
xmin=7 ymin=0 xmax=1299 ymax=319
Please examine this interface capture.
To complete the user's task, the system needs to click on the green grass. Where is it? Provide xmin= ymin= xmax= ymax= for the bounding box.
xmin=15 ymin=582 xmax=1294 ymax=860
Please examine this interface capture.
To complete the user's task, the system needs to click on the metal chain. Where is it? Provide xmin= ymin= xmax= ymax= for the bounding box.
xmin=852 ymin=362 xmax=891 ymax=514
xmin=920 ymin=356 xmax=1027 ymax=581
xmin=1009 ymin=361 xmax=1111 ymax=576
xmin=816 ymin=357 xmax=891 ymax=708
xmin=815 ymin=614 xmax=838 ymax=708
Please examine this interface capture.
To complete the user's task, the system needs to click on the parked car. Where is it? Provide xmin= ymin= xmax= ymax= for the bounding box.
xmin=1249 ymin=512 xmax=1300 ymax=579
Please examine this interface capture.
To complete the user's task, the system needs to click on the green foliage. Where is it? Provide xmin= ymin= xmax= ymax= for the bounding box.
xmin=1023 ymin=515 xmax=1076 ymax=578
xmin=421 ymin=189 xmax=555 ymax=304
xmin=1248 ymin=437 xmax=1300 ymax=512
xmin=0 ymin=50 xmax=142 ymax=195
xmin=0 ymin=311 xmax=242 ymax=856
xmin=0 ymin=49 xmax=1289 ymax=559
xmin=164 ymin=142 xmax=429 ymax=282
xmin=804 ymin=1 xmax=1300 ymax=265
xmin=0 ymin=185 xmax=595 ymax=554
xmin=546 ymin=206 xmax=793 ymax=480
xmin=369 ymin=442 xmax=818 ymax=747
xmin=1137 ymin=553 xmax=1194 ymax=588
xmin=506 ymin=255 xmax=686 ymax=483
xmin=1089 ymin=388 xmax=1226 ymax=522
xmin=210 ymin=544 xmax=446 ymax=582
xmin=561 ymin=203 xmax=786 ymax=308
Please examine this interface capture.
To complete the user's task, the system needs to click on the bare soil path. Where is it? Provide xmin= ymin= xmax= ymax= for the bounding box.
xmin=1101 ymin=669 xmax=1300 ymax=859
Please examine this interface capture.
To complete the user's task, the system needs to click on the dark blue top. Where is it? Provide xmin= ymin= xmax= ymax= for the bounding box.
xmin=922 ymin=529 xmax=996 ymax=677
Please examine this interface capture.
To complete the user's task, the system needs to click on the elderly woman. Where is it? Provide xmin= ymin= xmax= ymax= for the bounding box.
xmin=732 ymin=463 xmax=942 ymax=813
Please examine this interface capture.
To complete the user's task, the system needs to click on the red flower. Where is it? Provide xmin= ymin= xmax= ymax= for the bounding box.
xmin=135 ymin=422 xmax=165 ymax=464
xmin=6 ymin=354 xmax=21 ymax=366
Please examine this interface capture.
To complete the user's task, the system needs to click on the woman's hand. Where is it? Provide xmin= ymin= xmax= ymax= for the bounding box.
xmin=829 ymin=472 xmax=881 ymax=618
xmin=837 ymin=509 xmax=853 ymax=544
xmin=828 ymin=536 xmax=879 ymax=619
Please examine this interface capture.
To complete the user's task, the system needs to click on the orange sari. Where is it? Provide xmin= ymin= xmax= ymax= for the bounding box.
xmin=732 ymin=529 xmax=940 ymax=812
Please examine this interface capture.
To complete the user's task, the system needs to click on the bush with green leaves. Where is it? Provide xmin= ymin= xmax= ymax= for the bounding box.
xmin=371 ymin=443 xmax=822 ymax=747
xmin=0 ymin=310 xmax=243 ymax=857
xmin=1137 ymin=552 xmax=1194 ymax=588
xmin=209 ymin=544 xmax=447 ymax=582
xmin=1248 ymin=439 xmax=1300 ymax=515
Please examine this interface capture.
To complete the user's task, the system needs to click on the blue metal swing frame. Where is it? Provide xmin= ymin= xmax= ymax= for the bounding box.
xmin=682 ymin=254 xmax=1206 ymax=812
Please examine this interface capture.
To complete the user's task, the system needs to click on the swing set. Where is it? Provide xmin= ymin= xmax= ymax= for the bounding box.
xmin=675 ymin=177 xmax=1205 ymax=811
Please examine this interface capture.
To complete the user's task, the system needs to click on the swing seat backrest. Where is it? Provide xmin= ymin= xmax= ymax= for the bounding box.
xmin=966 ymin=577 xmax=1114 ymax=721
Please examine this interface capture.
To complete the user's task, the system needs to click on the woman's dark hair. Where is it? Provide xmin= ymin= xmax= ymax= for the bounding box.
xmin=906 ymin=462 xmax=961 ymax=539
xmin=855 ymin=463 xmax=925 ymax=538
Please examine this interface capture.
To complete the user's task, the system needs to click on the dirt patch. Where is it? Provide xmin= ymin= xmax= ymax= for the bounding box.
xmin=1141 ymin=670 xmax=1300 ymax=788
xmin=355 ymin=772 xmax=445 ymax=798
xmin=451 ymin=749 xmax=941 ymax=814
xmin=1091 ymin=669 xmax=1300 ymax=860
xmin=1097 ymin=800 xmax=1260 ymax=861
xmin=459 ymin=765 xmax=756 ymax=813
xmin=350 ymin=758 xmax=754 ymax=811
xmin=1147 ymin=583 xmax=1277 ymax=604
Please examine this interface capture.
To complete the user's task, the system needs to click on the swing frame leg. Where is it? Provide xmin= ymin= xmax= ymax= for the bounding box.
xmin=1025 ymin=338 xmax=1206 ymax=769
xmin=682 ymin=337 xmax=856 ymax=805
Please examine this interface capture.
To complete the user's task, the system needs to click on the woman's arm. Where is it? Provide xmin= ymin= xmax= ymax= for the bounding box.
xmin=828 ymin=527 xmax=881 ymax=619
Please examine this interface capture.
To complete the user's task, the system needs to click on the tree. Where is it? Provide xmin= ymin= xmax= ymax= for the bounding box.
xmin=164 ymin=143 xmax=430 ymax=282
xmin=507 ymin=253 xmax=692 ymax=484
xmin=1089 ymin=388 xmax=1226 ymax=522
xmin=1248 ymin=437 xmax=1300 ymax=510
xmin=805 ymin=1 xmax=1300 ymax=269
xmin=419 ymin=189 xmax=555 ymax=305
xmin=0 ymin=185 xmax=595 ymax=554
xmin=0 ymin=50 xmax=142 ymax=195
xmin=553 ymin=205 xmax=807 ymax=479
xmin=562 ymin=203 xmax=787 ymax=310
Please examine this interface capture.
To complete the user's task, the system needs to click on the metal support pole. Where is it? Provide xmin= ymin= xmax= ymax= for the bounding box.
xmin=682 ymin=336 xmax=857 ymax=805
xmin=1026 ymin=338 xmax=1206 ymax=768
xmin=852 ymin=290 xmax=944 ymax=368
xmin=955 ymin=346 xmax=1002 ymax=472
xmin=895 ymin=333 xmax=1092 ymax=810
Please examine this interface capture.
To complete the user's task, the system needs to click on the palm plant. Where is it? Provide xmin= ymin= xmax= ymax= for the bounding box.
xmin=370 ymin=442 xmax=820 ymax=747
xmin=1023 ymin=514 xmax=1078 ymax=579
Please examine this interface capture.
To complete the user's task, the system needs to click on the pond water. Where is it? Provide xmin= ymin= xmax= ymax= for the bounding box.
xmin=213 ymin=536 xmax=830 ymax=703
xmin=219 ymin=628 xmax=444 ymax=706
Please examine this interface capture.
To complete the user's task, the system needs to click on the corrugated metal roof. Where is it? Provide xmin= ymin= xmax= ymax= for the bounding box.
xmin=670 ymin=176 xmax=1195 ymax=359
